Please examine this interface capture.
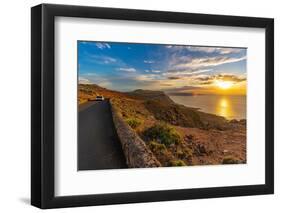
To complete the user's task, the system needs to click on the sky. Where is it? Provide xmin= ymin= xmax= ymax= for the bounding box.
xmin=78 ymin=41 xmax=247 ymax=95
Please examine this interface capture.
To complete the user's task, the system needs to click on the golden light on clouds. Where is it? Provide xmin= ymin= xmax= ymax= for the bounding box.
xmin=183 ymin=79 xmax=246 ymax=96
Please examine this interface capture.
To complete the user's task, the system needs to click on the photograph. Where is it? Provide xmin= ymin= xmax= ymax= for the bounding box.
xmin=30 ymin=3 xmax=274 ymax=208
xmin=78 ymin=41 xmax=247 ymax=170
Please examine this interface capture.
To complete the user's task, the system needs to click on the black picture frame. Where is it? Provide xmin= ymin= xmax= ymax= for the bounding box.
xmin=31 ymin=3 xmax=274 ymax=209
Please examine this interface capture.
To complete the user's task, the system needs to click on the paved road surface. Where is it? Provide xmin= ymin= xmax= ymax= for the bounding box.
xmin=78 ymin=100 xmax=127 ymax=170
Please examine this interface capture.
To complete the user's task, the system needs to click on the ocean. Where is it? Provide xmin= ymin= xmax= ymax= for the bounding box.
xmin=169 ymin=95 xmax=246 ymax=120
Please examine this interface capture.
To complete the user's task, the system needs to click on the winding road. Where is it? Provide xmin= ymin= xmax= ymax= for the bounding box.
xmin=78 ymin=100 xmax=127 ymax=170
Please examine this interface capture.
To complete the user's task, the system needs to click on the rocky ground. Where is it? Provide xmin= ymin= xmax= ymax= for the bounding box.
xmin=176 ymin=123 xmax=246 ymax=165
xmin=79 ymin=84 xmax=246 ymax=167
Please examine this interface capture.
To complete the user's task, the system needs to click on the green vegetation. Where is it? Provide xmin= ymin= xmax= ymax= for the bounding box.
xmin=79 ymin=84 xmax=246 ymax=167
xmin=169 ymin=160 xmax=186 ymax=166
xmin=126 ymin=118 xmax=142 ymax=129
xmin=148 ymin=140 xmax=166 ymax=153
xmin=143 ymin=123 xmax=182 ymax=146
xmin=176 ymin=147 xmax=193 ymax=159
xmin=222 ymin=156 xmax=239 ymax=164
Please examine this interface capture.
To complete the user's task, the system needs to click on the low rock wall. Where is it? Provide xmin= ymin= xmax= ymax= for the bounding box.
xmin=110 ymin=102 xmax=161 ymax=168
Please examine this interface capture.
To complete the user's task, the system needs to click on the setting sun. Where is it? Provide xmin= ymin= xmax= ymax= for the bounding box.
xmin=215 ymin=81 xmax=234 ymax=89
xmin=77 ymin=41 xmax=247 ymax=171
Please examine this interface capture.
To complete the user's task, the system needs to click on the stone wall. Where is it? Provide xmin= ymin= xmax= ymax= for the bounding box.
xmin=110 ymin=102 xmax=161 ymax=168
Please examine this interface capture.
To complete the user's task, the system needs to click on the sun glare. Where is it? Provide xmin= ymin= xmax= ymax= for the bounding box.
xmin=215 ymin=81 xmax=233 ymax=89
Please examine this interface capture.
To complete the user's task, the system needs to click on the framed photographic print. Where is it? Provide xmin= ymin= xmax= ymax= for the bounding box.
xmin=31 ymin=4 xmax=274 ymax=209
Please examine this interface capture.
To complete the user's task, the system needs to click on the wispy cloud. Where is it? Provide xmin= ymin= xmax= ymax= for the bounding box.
xmin=145 ymin=69 xmax=162 ymax=73
xmin=151 ymin=70 xmax=161 ymax=73
xmin=79 ymin=73 xmax=112 ymax=88
xmin=166 ymin=45 xmax=243 ymax=55
xmin=135 ymin=73 xmax=165 ymax=81
xmin=78 ymin=76 xmax=92 ymax=84
xmin=87 ymin=54 xmax=117 ymax=64
xmin=144 ymin=60 xmax=155 ymax=64
xmin=173 ymin=56 xmax=246 ymax=69
xmin=135 ymin=75 xmax=156 ymax=81
xmin=164 ymin=69 xmax=212 ymax=78
xmin=95 ymin=42 xmax=111 ymax=49
xmin=167 ymin=76 xmax=181 ymax=80
xmin=117 ymin=67 xmax=137 ymax=72
xmin=187 ymin=47 xmax=242 ymax=54
xmin=163 ymin=45 xmax=246 ymax=82
xmin=194 ymin=73 xmax=246 ymax=85
xmin=78 ymin=41 xmax=246 ymax=93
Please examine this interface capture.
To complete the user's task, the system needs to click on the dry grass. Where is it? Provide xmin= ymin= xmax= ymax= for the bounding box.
xmin=79 ymin=84 xmax=246 ymax=166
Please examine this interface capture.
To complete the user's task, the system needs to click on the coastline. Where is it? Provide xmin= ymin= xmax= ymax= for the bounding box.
xmin=78 ymin=84 xmax=247 ymax=166
xmin=168 ymin=94 xmax=246 ymax=121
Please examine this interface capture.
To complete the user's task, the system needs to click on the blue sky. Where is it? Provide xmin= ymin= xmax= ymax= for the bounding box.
xmin=78 ymin=41 xmax=247 ymax=94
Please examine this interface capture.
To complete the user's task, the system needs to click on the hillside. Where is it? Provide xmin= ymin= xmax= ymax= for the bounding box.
xmin=79 ymin=84 xmax=230 ymax=129
xmin=79 ymin=84 xmax=246 ymax=166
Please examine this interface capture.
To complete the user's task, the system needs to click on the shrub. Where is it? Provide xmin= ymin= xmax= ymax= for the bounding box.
xmin=143 ymin=123 xmax=182 ymax=146
xmin=169 ymin=160 xmax=186 ymax=167
xmin=126 ymin=118 xmax=142 ymax=129
xmin=222 ymin=156 xmax=239 ymax=164
xmin=176 ymin=147 xmax=193 ymax=159
xmin=148 ymin=140 xmax=166 ymax=153
xmin=184 ymin=147 xmax=193 ymax=157
xmin=176 ymin=149 xmax=185 ymax=158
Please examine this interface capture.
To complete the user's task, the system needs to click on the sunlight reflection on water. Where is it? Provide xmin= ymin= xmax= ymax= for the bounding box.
xmin=169 ymin=95 xmax=246 ymax=120
xmin=216 ymin=97 xmax=233 ymax=119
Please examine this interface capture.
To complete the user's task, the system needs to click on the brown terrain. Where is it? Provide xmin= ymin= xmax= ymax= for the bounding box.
xmin=79 ymin=84 xmax=246 ymax=167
